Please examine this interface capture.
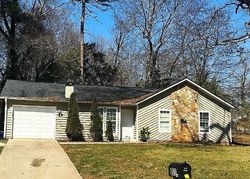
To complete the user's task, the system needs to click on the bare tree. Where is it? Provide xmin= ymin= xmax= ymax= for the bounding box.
xmin=114 ymin=0 xmax=189 ymax=87
xmin=178 ymin=8 xmax=235 ymax=86
xmin=230 ymin=52 xmax=250 ymax=120
xmin=213 ymin=0 xmax=250 ymax=45
xmin=113 ymin=0 xmax=238 ymax=88
xmin=105 ymin=14 xmax=147 ymax=86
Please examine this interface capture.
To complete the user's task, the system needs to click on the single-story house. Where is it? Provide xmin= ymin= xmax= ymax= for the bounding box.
xmin=0 ymin=78 xmax=234 ymax=144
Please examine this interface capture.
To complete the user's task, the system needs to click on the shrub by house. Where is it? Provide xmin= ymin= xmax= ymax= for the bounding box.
xmin=90 ymin=97 xmax=103 ymax=141
xmin=65 ymin=93 xmax=84 ymax=141
xmin=106 ymin=119 xmax=114 ymax=141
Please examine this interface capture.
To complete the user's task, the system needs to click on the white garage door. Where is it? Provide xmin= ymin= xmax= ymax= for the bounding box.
xmin=13 ymin=106 xmax=56 ymax=139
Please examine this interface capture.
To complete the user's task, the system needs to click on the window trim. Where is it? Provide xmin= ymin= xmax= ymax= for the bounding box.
xmin=198 ymin=110 xmax=211 ymax=134
xmin=98 ymin=106 xmax=118 ymax=136
xmin=106 ymin=106 xmax=118 ymax=134
xmin=158 ymin=109 xmax=171 ymax=133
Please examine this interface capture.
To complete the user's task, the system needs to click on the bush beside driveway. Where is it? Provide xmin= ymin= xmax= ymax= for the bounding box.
xmin=61 ymin=143 xmax=250 ymax=179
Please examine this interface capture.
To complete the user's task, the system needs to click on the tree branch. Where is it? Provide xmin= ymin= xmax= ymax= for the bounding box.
xmin=0 ymin=25 xmax=9 ymax=40
xmin=217 ymin=33 xmax=250 ymax=45
xmin=0 ymin=0 xmax=10 ymax=33
xmin=41 ymin=1 xmax=72 ymax=16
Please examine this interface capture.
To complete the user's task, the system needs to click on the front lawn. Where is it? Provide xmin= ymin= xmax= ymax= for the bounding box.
xmin=61 ymin=143 xmax=250 ymax=179
xmin=0 ymin=139 xmax=7 ymax=154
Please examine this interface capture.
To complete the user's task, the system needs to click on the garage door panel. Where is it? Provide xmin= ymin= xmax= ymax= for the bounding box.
xmin=13 ymin=106 xmax=56 ymax=139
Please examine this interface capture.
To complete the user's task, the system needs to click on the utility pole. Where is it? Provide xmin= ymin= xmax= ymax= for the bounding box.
xmin=80 ymin=0 xmax=86 ymax=84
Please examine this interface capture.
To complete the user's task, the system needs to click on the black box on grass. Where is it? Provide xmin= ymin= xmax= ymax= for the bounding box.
xmin=168 ymin=161 xmax=191 ymax=179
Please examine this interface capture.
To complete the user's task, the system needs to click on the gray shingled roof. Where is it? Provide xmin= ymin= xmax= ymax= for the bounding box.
xmin=0 ymin=80 xmax=157 ymax=103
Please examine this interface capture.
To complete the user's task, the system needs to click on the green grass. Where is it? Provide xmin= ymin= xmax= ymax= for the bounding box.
xmin=61 ymin=143 xmax=250 ymax=179
xmin=0 ymin=139 xmax=7 ymax=154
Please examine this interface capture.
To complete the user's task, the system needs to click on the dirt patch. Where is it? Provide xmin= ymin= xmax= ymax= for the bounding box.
xmin=233 ymin=134 xmax=250 ymax=145
xmin=31 ymin=158 xmax=45 ymax=167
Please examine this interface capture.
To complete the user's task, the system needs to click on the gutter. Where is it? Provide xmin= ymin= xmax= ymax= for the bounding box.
xmin=0 ymin=97 xmax=137 ymax=107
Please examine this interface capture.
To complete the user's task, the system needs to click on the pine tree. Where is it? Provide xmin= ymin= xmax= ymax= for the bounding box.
xmin=65 ymin=93 xmax=84 ymax=141
xmin=90 ymin=97 xmax=103 ymax=141
xmin=106 ymin=119 xmax=114 ymax=142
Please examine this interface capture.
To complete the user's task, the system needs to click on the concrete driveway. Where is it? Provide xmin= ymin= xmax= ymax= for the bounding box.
xmin=0 ymin=139 xmax=82 ymax=179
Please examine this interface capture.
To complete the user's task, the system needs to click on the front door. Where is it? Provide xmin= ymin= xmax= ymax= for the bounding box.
xmin=121 ymin=109 xmax=134 ymax=141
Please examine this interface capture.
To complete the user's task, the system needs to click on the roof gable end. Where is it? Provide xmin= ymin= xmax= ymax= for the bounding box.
xmin=136 ymin=78 xmax=234 ymax=109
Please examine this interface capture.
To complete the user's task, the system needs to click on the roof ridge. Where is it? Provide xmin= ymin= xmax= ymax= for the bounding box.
xmin=6 ymin=79 xmax=64 ymax=86
xmin=6 ymin=79 xmax=157 ymax=90
xmin=4 ymin=78 xmax=192 ymax=91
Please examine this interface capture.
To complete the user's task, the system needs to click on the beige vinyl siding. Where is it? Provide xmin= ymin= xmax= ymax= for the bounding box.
xmin=56 ymin=110 xmax=68 ymax=139
xmin=56 ymin=103 xmax=92 ymax=140
xmin=138 ymin=92 xmax=172 ymax=141
xmin=6 ymin=106 xmax=13 ymax=138
xmin=198 ymin=93 xmax=231 ymax=143
xmin=48 ymin=102 xmax=93 ymax=140
xmin=137 ymin=84 xmax=232 ymax=144
xmin=5 ymin=100 xmax=120 ymax=140
xmin=56 ymin=103 xmax=93 ymax=140
xmin=79 ymin=111 xmax=92 ymax=140
xmin=55 ymin=109 xmax=92 ymax=140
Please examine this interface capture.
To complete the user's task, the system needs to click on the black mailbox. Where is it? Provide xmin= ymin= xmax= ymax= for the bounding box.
xmin=168 ymin=161 xmax=191 ymax=179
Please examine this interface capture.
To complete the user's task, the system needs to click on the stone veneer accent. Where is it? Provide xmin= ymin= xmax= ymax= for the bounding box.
xmin=171 ymin=86 xmax=199 ymax=142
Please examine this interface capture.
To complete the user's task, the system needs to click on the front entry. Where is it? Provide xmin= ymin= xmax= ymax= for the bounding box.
xmin=121 ymin=109 xmax=134 ymax=141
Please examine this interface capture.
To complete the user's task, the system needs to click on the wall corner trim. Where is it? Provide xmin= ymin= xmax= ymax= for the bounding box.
xmin=3 ymin=98 xmax=7 ymax=138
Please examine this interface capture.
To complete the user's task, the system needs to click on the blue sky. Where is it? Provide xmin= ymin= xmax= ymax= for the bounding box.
xmin=85 ymin=7 xmax=114 ymax=41
xmin=69 ymin=0 xmax=249 ymax=44
xmin=69 ymin=3 xmax=114 ymax=41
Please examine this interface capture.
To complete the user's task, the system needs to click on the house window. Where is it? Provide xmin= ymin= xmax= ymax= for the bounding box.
xmin=106 ymin=108 xmax=117 ymax=133
xmin=199 ymin=111 xmax=210 ymax=133
xmin=98 ymin=107 xmax=117 ymax=134
xmin=159 ymin=109 xmax=171 ymax=133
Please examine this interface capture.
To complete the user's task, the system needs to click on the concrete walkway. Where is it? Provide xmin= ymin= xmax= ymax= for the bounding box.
xmin=0 ymin=139 xmax=82 ymax=179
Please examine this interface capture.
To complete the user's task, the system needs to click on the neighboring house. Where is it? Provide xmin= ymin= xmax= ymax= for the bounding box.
xmin=0 ymin=78 xmax=234 ymax=144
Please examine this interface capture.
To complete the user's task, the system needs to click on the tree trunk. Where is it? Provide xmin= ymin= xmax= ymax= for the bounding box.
xmin=146 ymin=43 xmax=157 ymax=88
xmin=146 ymin=42 xmax=153 ymax=87
xmin=6 ymin=8 xmax=18 ymax=80
xmin=80 ymin=0 xmax=86 ymax=83
xmin=8 ymin=41 xmax=18 ymax=79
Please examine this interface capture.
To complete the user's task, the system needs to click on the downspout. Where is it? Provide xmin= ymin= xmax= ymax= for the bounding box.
xmin=3 ymin=98 xmax=7 ymax=138
xmin=230 ymin=111 xmax=233 ymax=145
xmin=119 ymin=105 xmax=121 ymax=141
xmin=136 ymin=104 xmax=139 ymax=141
